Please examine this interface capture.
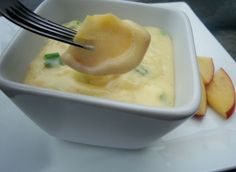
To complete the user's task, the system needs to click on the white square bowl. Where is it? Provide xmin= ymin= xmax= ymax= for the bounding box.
xmin=0 ymin=0 xmax=200 ymax=149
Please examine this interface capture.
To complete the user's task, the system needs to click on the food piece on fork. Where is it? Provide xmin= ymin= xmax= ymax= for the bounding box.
xmin=62 ymin=13 xmax=151 ymax=75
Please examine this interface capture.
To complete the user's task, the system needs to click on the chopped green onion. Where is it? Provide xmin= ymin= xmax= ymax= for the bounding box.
xmin=159 ymin=92 xmax=171 ymax=106
xmin=160 ymin=30 xmax=167 ymax=36
xmin=64 ymin=20 xmax=80 ymax=30
xmin=135 ymin=66 xmax=148 ymax=76
xmin=44 ymin=52 xmax=63 ymax=68
xmin=159 ymin=93 xmax=167 ymax=102
xmin=44 ymin=52 xmax=60 ymax=60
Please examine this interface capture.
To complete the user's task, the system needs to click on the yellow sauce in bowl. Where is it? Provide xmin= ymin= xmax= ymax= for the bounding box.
xmin=24 ymin=21 xmax=175 ymax=107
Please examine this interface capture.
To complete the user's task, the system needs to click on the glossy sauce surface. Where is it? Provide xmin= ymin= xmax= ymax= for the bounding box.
xmin=24 ymin=24 xmax=175 ymax=107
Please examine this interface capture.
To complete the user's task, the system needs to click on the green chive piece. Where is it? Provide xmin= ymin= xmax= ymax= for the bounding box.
xmin=159 ymin=93 xmax=167 ymax=102
xmin=44 ymin=52 xmax=63 ymax=68
xmin=160 ymin=30 xmax=167 ymax=36
xmin=135 ymin=66 xmax=148 ymax=76
xmin=44 ymin=52 xmax=60 ymax=60
xmin=64 ymin=20 xmax=80 ymax=30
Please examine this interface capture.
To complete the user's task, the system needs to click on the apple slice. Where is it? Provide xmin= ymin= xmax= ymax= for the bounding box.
xmin=206 ymin=68 xmax=235 ymax=119
xmin=197 ymin=57 xmax=214 ymax=85
xmin=195 ymin=78 xmax=207 ymax=117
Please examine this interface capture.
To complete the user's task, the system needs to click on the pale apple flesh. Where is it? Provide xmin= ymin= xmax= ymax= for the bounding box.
xmin=206 ymin=68 xmax=236 ymax=119
xmin=195 ymin=78 xmax=207 ymax=117
xmin=197 ymin=57 xmax=214 ymax=85
xmin=62 ymin=13 xmax=151 ymax=75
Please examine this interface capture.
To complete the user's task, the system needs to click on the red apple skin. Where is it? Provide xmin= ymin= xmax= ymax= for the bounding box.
xmin=206 ymin=68 xmax=235 ymax=119
xmin=226 ymin=92 xmax=236 ymax=119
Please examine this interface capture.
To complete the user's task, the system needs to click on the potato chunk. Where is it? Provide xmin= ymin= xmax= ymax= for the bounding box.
xmin=62 ymin=13 xmax=150 ymax=75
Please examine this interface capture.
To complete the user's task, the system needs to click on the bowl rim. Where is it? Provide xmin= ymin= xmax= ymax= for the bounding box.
xmin=0 ymin=0 xmax=201 ymax=121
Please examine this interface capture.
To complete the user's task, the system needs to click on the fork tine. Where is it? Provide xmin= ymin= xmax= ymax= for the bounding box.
xmin=10 ymin=2 xmax=76 ymax=39
xmin=7 ymin=6 xmax=75 ymax=40
xmin=4 ymin=9 xmax=93 ymax=49
xmin=5 ymin=10 xmax=93 ymax=49
xmin=0 ymin=0 xmax=94 ymax=50
xmin=15 ymin=1 xmax=77 ymax=36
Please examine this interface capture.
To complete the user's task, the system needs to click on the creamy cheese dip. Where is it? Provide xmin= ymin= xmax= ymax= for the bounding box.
xmin=24 ymin=22 xmax=175 ymax=107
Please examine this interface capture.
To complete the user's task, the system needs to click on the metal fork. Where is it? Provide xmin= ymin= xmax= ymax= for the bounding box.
xmin=0 ymin=0 xmax=93 ymax=50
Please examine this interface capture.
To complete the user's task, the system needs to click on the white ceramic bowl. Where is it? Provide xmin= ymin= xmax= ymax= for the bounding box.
xmin=0 ymin=0 xmax=200 ymax=149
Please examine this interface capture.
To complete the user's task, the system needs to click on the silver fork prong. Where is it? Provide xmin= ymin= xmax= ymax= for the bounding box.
xmin=9 ymin=3 xmax=76 ymax=39
xmin=7 ymin=6 xmax=74 ymax=40
xmin=15 ymin=1 xmax=77 ymax=36
xmin=0 ymin=0 xmax=94 ymax=50
xmin=6 ymin=8 xmax=93 ymax=50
